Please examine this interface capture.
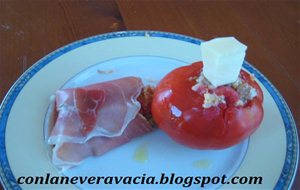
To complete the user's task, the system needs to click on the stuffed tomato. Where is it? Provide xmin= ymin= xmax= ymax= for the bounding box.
xmin=152 ymin=62 xmax=264 ymax=149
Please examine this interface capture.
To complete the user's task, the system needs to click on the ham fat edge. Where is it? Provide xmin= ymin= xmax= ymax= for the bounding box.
xmin=45 ymin=77 xmax=155 ymax=171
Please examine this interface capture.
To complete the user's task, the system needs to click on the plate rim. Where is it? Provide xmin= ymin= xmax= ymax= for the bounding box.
xmin=0 ymin=30 xmax=298 ymax=190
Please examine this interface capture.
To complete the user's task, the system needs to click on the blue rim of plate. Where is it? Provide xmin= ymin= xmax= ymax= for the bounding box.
xmin=0 ymin=30 xmax=298 ymax=190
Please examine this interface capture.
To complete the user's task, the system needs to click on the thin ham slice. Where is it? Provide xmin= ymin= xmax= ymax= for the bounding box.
xmin=52 ymin=114 xmax=152 ymax=169
xmin=47 ymin=77 xmax=154 ymax=170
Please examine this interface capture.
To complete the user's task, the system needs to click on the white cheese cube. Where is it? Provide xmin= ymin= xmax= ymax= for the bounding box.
xmin=201 ymin=37 xmax=247 ymax=87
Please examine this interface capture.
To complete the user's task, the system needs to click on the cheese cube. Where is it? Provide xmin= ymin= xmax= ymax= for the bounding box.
xmin=201 ymin=37 xmax=247 ymax=87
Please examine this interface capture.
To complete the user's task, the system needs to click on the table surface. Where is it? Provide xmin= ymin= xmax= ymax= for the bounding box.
xmin=0 ymin=1 xmax=299 ymax=190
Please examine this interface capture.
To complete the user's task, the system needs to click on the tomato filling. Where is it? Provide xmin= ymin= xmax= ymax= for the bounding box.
xmin=192 ymin=70 xmax=259 ymax=108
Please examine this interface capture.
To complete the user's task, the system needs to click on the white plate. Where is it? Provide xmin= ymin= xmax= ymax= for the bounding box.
xmin=0 ymin=31 xmax=298 ymax=190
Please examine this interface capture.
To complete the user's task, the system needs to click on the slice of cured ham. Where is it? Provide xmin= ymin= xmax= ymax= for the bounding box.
xmin=52 ymin=114 xmax=152 ymax=169
xmin=46 ymin=77 xmax=154 ymax=170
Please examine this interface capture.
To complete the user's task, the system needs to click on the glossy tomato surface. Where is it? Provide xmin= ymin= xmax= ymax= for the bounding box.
xmin=152 ymin=62 xmax=264 ymax=149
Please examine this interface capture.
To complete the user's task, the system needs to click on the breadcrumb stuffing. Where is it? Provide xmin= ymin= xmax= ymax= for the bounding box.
xmin=232 ymin=78 xmax=242 ymax=88
xmin=193 ymin=71 xmax=258 ymax=108
xmin=249 ymin=73 xmax=256 ymax=81
xmin=236 ymin=83 xmax=257 ymax=103
xmin=235 ymin=100 xmax=244 ymax=106
xmin=203 ymin=93 xmax=225 ymax=108
xmin=192 ymin=73 xmax=214 ymax=90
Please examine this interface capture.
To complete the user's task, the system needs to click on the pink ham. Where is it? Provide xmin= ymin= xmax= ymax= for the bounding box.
xmin=47 ymin=77 xmax=154 ymax=170
xmin=52 ymin=114 xmax=152 ymax=169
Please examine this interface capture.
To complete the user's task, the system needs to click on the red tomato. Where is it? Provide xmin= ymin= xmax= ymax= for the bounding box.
xmin=152 ymin=62 xmax=264 ymax=149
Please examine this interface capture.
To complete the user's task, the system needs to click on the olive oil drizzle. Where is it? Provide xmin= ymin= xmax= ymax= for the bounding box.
xmin=192 ymin=159 xmax=211 ymax=169
xmin=133 ymin=143 xmax=148 ymax=163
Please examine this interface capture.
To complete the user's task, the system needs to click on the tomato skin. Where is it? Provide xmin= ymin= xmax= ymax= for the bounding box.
xmin=152 ymin=62 xmax=264 ymax=149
